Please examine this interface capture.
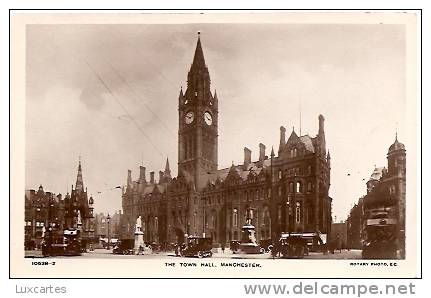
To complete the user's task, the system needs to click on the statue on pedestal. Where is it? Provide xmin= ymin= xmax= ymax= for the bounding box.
xmin=135 ymin=216 xmax=142 ymax=233
xmin=134 ymin=216 xmax=144 ymax=254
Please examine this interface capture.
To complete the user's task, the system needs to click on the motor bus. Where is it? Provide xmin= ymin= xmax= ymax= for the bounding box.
xmin=42 ymin=229 xmax=81 ymax=257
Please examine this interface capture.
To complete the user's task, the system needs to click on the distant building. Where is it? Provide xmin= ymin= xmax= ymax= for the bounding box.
xmin=95 ymin=211 xmax=121 ymax=239
xmin=24 ymin=160 xmax=96 ymax=249
xmin=121 ymin=33 xmax=332 ymax=246
xmin=331 ymin=221 xmax=347 ymax=249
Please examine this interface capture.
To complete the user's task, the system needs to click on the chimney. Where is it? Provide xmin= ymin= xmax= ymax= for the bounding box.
xmin=319 ymin=114 xmax=325 ymax=135
xmin=279 ymin=126 xmax=286 ymax=152
xmin=244 ymin=147 xmax=251 ymax=169
xmin=159 ymin=170 xmax=164 ymax=182
xmin=259 ymin=143 xmax=266 ymax=162
xmin=139 ymin=166 xmax=146 ymax=183
xmin=127 ymin=169 xmax=132 ymax=187
xmin=150 ymin=171 xmax=155 ymax=184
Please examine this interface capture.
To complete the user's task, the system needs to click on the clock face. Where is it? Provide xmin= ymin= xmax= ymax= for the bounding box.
xmin=185 ymin=111 xmax=194 ymax=124
xmin=204 ymin=112 xmax=213 ymax=125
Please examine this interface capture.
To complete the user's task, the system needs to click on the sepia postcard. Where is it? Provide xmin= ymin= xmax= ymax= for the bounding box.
xmin=10 ymin=10 xmax=421 ymax=278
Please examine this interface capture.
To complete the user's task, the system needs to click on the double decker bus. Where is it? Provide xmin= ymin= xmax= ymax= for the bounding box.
xmin=42 ymin=229 xmax=81 ymax=257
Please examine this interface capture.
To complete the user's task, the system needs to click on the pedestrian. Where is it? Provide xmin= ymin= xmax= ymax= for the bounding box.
xmin=221 ymin=243 xmax=225 ymax=254
xmin=138 ymin=245 xmax=144 ymax=255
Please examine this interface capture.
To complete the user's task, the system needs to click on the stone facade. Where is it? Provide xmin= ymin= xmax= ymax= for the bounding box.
xmin=121 ymin=34 xmax=332 ymax=246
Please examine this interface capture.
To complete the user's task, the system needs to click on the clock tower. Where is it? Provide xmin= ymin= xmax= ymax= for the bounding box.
xmin=178 ymin=33 xmax=218 ymax=189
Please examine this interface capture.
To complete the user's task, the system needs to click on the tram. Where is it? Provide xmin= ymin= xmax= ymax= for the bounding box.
xmin=362 ymin=209 xmax=398 ymax=259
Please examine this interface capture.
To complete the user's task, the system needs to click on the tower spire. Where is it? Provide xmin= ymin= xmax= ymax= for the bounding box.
xmin=191 ymin=31 xmax=206 ymax=69
xmin=75 ymin=157 xmax=84 ymax=192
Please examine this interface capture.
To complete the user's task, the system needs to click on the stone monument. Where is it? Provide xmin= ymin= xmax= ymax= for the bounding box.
xmin=134 ymin=216 xmax=144 ymax=254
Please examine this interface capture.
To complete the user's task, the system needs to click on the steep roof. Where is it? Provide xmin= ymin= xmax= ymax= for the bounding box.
xmin=299 ymin=135 xmax=315 ymax=153
xmin=369 ymin=167 xmax=384 ymax=182
xmin=202 ymin=158 xmax=272 ymax=187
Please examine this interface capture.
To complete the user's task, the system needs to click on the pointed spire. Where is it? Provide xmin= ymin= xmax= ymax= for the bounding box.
xmin=214 ymin=89 xmax=218 ymax=100
xmin=191 ymin=31 xmax=206 ymax=69
xmin=327 ymin=150 xmax=331 ymax=159
xmin=395 ymin=121 xmax=398 ymax=141
xmin=75 ymin=158 xmax=84 ymax=192
xmin=179 ymin=86 xmax=184 ymax=98
xmin=271 ymin=146 xmax=275 ymax=157
xmin=164 ymin=157 xmax=171 ymax=179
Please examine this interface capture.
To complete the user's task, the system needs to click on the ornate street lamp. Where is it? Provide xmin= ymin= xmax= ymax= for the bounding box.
xmin=106 ymin=213 xmax=111 ymax=250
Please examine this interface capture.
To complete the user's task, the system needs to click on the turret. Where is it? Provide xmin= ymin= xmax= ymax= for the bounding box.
xmin=127 ymin=169 xmax=132 ymax=189
xmin=387 ymin=134 xmax=406 ymax=177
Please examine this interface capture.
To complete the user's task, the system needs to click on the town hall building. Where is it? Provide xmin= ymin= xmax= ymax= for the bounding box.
xmin=121 ymin=33 xmax=332 ymax=246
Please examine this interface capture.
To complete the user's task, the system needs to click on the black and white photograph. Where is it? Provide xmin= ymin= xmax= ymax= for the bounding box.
xmin=10 ymin=11 xmax=420 ymax=278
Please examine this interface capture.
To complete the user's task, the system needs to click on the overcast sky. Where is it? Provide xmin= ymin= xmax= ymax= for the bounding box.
xmin=25 ymin=23 xmax=406 ymax=221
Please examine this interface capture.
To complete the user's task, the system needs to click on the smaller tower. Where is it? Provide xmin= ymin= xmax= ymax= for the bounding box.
xmin=387 ymin=134 xmax=406 ymax=177
xmin=164 ymin=158 xmax=172 ymax=180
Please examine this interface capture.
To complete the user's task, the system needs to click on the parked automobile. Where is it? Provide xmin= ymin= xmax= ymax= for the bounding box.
xmin=113 ymin=239 xmax=135 ymax=255
xmin=181 ymin=236 xmax=213 ymax=258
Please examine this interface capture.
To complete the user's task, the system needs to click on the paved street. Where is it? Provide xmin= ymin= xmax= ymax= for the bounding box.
xmin=25 ymin=248 xmax=362 ymax=260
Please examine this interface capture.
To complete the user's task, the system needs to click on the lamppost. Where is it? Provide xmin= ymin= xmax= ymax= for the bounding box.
xmin=286 ymin=196 xmax=292 ymax=235
xmin=202 ymin=197 xmax=206 ymax=238
xmin=47 ymin=196 xmax=55 ymax=256
xmin=106 ymin=213 xmax=111 ymax=250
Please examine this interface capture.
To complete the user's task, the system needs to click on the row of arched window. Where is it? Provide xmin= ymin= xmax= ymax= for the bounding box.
xmin=278 ymin=165 xmax=313 ymax=179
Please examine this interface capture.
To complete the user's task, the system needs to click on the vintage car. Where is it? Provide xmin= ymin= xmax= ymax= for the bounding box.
xmin=259 ymin=239 xmax=273 ymax=253
xmin=181 ymin=236 xmax=213 ymax=258
xmin=113 ymin=239 xmax=135 ymax=255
